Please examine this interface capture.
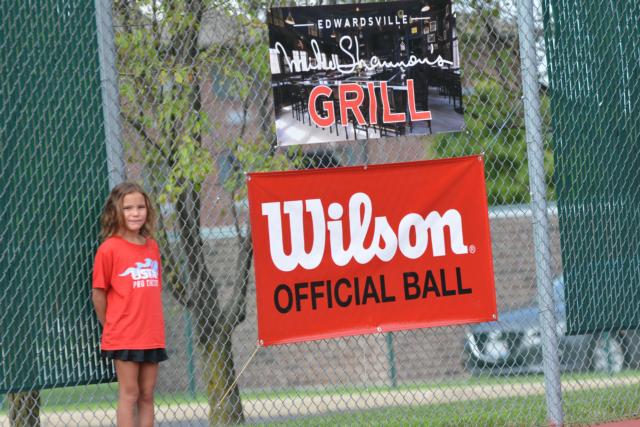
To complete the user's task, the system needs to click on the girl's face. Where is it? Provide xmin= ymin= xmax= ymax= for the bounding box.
xmin=120 ymin=192 xmax=147 ymax=234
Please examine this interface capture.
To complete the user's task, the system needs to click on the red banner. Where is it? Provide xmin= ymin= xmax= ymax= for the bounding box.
xmin=248 ymin=156 xmax=496 ymax=346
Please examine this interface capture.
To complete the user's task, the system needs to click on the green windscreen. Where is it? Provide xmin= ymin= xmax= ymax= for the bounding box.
xmin=0 ymin=1 xmax=115 ymax=392
xmin=543 ymin=1 xmax=640 ymax=334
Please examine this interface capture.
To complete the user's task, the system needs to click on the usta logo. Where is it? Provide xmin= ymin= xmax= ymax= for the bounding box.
xmin=118 ymin=258 xmax=159 ymax=280
xmin=261 ymin=192 xmax=469 ymax=272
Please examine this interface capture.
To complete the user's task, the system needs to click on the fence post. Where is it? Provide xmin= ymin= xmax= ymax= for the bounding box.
xmin=516 ymin=0 xmax=564 ymax=425
xmin=95 ymin=0 xmax=124 ymax=186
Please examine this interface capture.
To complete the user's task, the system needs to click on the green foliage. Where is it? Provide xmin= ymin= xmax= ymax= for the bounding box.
xmin=221 ymin=137 xmax=298 ymax=202
xmin=433 ymin=11 xmax=554 ymax=206
xmin=115 ymin=0 xmax=292 ymax=207
xmin=434 ymin=80 xmax=528 ymax=206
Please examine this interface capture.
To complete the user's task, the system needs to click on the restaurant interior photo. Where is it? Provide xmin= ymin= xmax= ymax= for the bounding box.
xmin=268 ymin=0 xmax=464 ymax=146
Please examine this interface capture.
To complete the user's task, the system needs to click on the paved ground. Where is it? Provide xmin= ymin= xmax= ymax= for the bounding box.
xmin=3 ymin=375 xmax=640 ymax=426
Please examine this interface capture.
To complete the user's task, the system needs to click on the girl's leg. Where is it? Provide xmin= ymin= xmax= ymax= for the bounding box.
xmin=138 ymin=362 xmax=159 ymax=427
xmin=114 ymin=360 xmax=141 ymax=427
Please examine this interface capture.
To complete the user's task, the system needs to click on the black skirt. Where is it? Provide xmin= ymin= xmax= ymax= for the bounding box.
xmin=101 ymin=348 xmax=168 ymax=363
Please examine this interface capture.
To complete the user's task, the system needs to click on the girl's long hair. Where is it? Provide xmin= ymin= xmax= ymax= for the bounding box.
xmin=100 ymin=181 xmax=156 ymax=241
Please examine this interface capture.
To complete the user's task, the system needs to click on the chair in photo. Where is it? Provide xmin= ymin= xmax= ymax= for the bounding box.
xmin=290 ymin=84 xmax=309 ymax=124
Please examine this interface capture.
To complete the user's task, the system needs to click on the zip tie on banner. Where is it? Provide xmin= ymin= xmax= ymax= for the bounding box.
xmin=215 ymin=343 xmax=261 ymax=409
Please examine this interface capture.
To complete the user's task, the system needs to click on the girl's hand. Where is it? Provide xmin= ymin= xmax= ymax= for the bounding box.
xmin=92 ymin=289 xmax=107 ymax=326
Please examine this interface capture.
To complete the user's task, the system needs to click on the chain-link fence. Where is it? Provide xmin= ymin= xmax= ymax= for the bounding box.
xmin=2 ymin=0 xmax=639 ymax=426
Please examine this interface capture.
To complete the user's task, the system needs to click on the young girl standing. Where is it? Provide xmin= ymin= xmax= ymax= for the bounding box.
xmin=92 ymin=182 xmax=168 ymax=427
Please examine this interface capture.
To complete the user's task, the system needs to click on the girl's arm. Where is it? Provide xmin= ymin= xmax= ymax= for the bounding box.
xmin=92 ymin=289 xmax=107 ymax=326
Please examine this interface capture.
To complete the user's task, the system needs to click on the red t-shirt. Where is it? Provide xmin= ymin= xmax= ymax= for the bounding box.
xmin=92 ymin=236 xmax=166 ymax=350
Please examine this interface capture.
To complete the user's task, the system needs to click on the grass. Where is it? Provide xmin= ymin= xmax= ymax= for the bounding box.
xmin=242 ymin=370 xmax=640 ymax=401
xmin=265 ymin=383 xmax=640 ymax=426
xmin=1 ymin=383 xmax=117 ymax=413
xmin=3 ymin=371 xmax=640 ymax=425
xmin=1 ymin=383 xmax=207 ymax=413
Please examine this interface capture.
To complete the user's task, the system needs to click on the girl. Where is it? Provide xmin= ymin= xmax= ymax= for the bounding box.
xmin=92 ymin=182 xmax=168 ymax=427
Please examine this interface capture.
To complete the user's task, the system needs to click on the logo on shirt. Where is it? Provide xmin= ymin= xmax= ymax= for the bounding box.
xmin=119 ymin=258 xmax=159 ymax=288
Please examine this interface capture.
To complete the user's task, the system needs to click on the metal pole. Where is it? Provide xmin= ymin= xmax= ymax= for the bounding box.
xmin=516 ymin=0 xmax=563 ymax=425
xmin=385 ymin=332 xmax=397 ymax=388
xmin=94 ymin=0 xmax=125 ymax=187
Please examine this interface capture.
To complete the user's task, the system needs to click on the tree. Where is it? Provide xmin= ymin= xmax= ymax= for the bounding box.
xmin=7 ymin=391 xmax=40 ymax=427
xmin=114 ymin=0 xmax=292 ymax=423
xmin=434 ymin=0 xmax=554 ymax=205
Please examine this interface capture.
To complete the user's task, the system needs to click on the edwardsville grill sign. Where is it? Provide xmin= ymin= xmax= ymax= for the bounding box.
xmin=268 ymin=0 xmax=465 ymax=146
xmin=248 ymin=157 xmax=497 ymax=346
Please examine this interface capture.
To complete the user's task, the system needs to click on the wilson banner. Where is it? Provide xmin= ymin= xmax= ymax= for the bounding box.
xmin=248 ymin=156 xmax=496 ymax=346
